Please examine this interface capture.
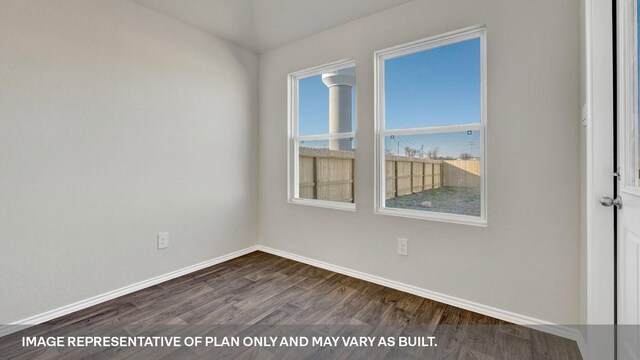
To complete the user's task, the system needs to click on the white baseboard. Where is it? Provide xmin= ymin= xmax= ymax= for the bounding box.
xmin=255 ymin=245 xmax=586 ymax=351
xmin=575 ymin=333 xmax=589 ymax=360
xmin=0 ymin=245 xmax=260 ymax=338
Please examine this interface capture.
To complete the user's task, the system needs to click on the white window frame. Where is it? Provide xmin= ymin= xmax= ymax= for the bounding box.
xmin=374 ymin=25 xmax=488 ymax=226
xmin=287 ymin=59 xmax=357 ymax=211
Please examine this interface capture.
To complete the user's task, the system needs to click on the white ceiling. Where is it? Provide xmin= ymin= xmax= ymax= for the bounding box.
xmin=130 ymin=0 xmax=413 ymax=53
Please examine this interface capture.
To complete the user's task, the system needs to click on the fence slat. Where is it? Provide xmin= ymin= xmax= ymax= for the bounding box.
xmin=412 ymin=162 xmax=424 ymax=193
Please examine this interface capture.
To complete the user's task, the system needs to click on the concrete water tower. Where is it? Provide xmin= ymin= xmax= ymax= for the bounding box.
xmin=322 ymin=68 xmax=355 ymax=151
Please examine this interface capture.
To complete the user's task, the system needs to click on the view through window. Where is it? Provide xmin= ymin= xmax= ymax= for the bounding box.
xmin=376 ymin=28 xmax=486 ymax=223
xmin=289 ymin=62 xmax=356 ymax=209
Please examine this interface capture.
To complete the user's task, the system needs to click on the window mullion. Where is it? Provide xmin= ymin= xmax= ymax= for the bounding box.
xmin=382 ymin=124 xmax=482 ymax=136
xmin=295 ymin=132 xmax=356 ymax=142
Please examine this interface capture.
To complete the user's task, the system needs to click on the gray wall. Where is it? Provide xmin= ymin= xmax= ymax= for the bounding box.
xmin=259 ymin=0 xmax=580 ymax=324
xmin=0 ymin=0 xmax=258 ymax=323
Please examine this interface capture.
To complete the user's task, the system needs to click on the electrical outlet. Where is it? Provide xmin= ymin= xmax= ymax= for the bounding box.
xmin=158 ymin=232 xmax=169 ymax=249
xmin=397 ymin=238 xmax=408 ymax=256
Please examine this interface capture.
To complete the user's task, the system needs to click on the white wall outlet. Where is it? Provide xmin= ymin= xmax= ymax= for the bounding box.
xmin=397 ymin=238 xmax=408 ymax=256
xmin=158 ymin=232 xmax=169 ymax=249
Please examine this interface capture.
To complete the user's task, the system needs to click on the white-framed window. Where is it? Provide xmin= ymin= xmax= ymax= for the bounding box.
xmin=288 ymin=59 xmax=357 ymax=211
xmin=374 ymin=26 xmax=487 ymax=225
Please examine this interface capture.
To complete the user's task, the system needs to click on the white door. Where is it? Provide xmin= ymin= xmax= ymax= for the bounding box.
xmin=617 ymin=1 xmax=640 ymax=358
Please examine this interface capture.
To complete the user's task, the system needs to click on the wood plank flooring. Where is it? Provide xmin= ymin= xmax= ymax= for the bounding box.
xmin=0 ymin=251 xmax=582 ymax=359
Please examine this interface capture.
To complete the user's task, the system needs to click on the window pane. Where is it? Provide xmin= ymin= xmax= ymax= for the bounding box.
xmin=384 ymin=38 xmax=481 ymax=129
xmin=383 ymin=131 xmax=481 ymax=217
xmin=298 ymin=67 xmax=356 ymax=136
xmin=297 ymin=139 xmax=355 ymax=203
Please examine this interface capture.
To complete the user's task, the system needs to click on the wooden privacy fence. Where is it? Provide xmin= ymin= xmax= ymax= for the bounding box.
xmin=299 ymin=147 xmax=355 ymax=203
xmin=385 ymin=156 xmax=443 ymax=199
xmin=298 ymin=148 xmax=481 ymax=203
xmin=442 ymin=160 xmax=481 ymax=188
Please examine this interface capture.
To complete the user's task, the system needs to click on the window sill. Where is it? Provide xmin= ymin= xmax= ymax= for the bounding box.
xmin=289 ymin=198 xmax=356 ymax=212
xmin=375 ymin=207 xmax=487 ymax=227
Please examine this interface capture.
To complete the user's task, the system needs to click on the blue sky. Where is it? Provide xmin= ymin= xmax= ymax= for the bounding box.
xmin=384 ymin=38 xmax=481 ymax=129
xmin=298 ymin=38 xmax=481 ymax=158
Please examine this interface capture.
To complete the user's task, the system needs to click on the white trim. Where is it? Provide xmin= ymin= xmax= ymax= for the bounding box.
xmin=287 ymin=58 xmax=356 ymax=81
xmin=375 ymin=24 xmax=487 ymax=62
xmin=373 ymin=26 xmax=488 ymax=226
xmin=0 ymin=245 xmax=260 ymax=338
xmin=295 ymin=132 xmax=355 ymax=142
xmin=255 ymin=245 xmax=585 ymax=345
xmin=287 ymin=59 xmax=357 ymax=210
xmin=576 ymin=334 xmax=589 ymax=360
xmin=585 ymin=0 xmax=614 ymax=327
xmin=382 ymin=123 xmax=481 ymax=136
xmin=288 ymin=198 xmax=356 ymax=212
xmin=376 ymin=207 xmax=487 ymax=227
xmin=577 ymin=4 xmax=615 ymax=359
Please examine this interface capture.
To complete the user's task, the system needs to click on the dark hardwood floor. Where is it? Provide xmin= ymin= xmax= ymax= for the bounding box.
xmin=0 ymin=251 xmax=582 ymax=359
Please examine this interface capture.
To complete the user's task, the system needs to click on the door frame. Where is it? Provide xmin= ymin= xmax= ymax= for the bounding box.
xmin=585 ymin=0 xmax=615 ymax=327
xmin=583 ymin=0 xmax=619 ymax=358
